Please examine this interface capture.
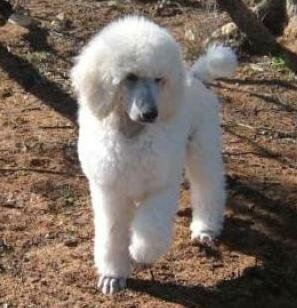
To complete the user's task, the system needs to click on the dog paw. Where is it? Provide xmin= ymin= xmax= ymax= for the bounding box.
xmin=191 ymin=230 xmax=217 ymax=247
xmin=97 ymin=275 xmax=126 ymax=295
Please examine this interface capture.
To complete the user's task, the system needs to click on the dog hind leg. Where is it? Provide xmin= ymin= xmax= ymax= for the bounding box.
xmin=186 ymin=100 xmax=226 ymax=244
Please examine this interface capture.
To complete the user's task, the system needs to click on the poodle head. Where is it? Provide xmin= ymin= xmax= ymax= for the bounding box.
xmin=71 ymin=16 xmax=185 ymax=122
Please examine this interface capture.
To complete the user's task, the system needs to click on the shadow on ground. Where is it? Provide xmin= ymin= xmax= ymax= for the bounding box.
xmin=129 ymin=174 xmax=297 ymax=307
xmin=0 ymin=43 xmax=77 ymax=123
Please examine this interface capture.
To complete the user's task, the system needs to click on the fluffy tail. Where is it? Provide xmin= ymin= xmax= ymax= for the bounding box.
xmin=190 ymin=44 xmax=237 ymax=83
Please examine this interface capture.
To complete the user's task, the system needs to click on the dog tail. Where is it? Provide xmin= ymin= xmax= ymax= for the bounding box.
xmin=190 ymin=44 xmax=237 ymax=83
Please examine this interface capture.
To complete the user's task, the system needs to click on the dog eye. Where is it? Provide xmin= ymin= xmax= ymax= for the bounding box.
xmin=126 ymin=73 xmax=139 ymax=82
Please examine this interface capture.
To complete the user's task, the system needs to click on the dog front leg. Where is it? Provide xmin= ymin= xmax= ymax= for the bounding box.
xmin=90 ymin=183 xmax=134 ymax=294
xmin=130 ymin=188 xmax=178 ymax=267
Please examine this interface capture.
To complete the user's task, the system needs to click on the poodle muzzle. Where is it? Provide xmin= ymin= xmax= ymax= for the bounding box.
xmin=125 ymin=78 xmax=159 ymax=123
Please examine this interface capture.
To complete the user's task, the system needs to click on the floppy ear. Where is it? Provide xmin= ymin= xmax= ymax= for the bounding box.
xmin=71 ymin=39 xmax=118 ymax=118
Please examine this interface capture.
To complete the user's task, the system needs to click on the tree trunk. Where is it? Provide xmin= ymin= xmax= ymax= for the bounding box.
xmin=217 ymin=0 xmax=297 ymax=72
xmin=287 ymin=0 xmax=297 ymax=17
xmin=217 ymin=0 xmax=282 ymax=53
xmin=283 ymin=0 xmax=297 ymax=42
xmin=0 ymin=0 xmax=13 ymax=26
xmin=253 ymin=0 xmax=286 ymax=34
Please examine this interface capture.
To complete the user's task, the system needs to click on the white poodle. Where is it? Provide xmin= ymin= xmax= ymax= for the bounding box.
xmin=71 ymin=16 xmax=237 ymax=295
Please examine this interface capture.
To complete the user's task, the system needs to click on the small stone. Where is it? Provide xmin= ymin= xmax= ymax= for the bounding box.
xmin=0 ymin=239 xmax=12 ymax=254
xmin=185 ymin=29 xmax=195 ymax=41
xmin=51 ymin=12 xmax=70 ymax=31
xmin=64 ymin=237 xmax=78 ymax=247
xmin=0 ymin=195 xmax=23 ymax=208
xmin=250 ymin=63 xmax=264 ymax=72
xmin=0 ymin=263 xmax=6 ymax=273
xmin=56 ymin=13 xmax=65 ymax=21
xmin=45 ymin=232 xmax=56 ymax=239
xmin=9 ymin=11 xmax=33 ymax=28
xmin=107 ymin=1 xmax=118 ymax=7
xmin=221 ymin=22 xmax=238 ymax=36
xmin=212 ymin=261 xmax=224 ymax=268
xmin=230 ymin=252 xmax=240 ymax=258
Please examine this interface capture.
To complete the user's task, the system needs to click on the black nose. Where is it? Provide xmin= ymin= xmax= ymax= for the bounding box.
xmin=141 ymin=108 xmax=158 ymax=122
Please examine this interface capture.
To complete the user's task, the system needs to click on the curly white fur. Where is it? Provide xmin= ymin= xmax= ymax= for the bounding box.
xmin=71 ymin=16 xmax=236 ymax=294
xmin=190 ymin=44 xmax=237 ymax=83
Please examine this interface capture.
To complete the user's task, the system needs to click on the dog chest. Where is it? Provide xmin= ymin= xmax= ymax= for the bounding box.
xmin=78 ymin=125 xmax=186 ymax=195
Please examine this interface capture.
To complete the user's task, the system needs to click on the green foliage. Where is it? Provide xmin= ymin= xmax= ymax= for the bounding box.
xmin=271 ymin=55 xmax=289 ymax=71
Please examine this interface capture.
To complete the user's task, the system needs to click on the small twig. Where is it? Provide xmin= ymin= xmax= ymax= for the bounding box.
xmin=0 ymin=166 xmax=84 ymax=177
xmin=224 ymin=150 xmax=257 ymax=156
xmin=222 ymin=122 xmax=256 ymax=130
xmin=38 ymin=125 xmax=74 ymax=129
xmin=236 ymin=123 xmax=255 ymax=130
xmin=21 ymin=107 xmax=41 ymax=112
xmin=149 ymin=269 xmax=155 ymax=281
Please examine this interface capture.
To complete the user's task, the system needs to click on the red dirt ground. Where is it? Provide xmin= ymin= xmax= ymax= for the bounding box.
xmin=0 ymin=1 xmax=297 ymax=307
